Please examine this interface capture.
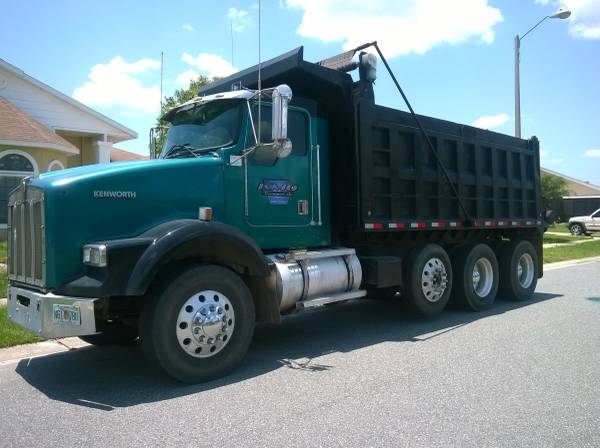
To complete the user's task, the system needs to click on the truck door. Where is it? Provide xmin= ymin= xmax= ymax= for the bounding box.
xmin=244 ymin=105 xmax=314 ymax=227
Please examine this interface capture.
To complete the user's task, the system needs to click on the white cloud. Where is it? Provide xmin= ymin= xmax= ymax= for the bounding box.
xmin=228 ymin=7 xmax=252 ymax=32
xmin=73 ymin=56 xmax=160 ymax=115
xmin=182 ymin=24 xmax=195 ymax=32
xmin=181 ymin=52 xmax=237 ymax=78
xmin=285 ymin=0 xmax=502 ymax=57
xmin=566 ymin=0 xmax=600 ymax=39
xmin=585 ymin=149 xmax=600 ymax=158
xmin=175 ymin=69 xmax=201 ymax=86
xmin=540 ymin=0 xmax=600 ymax=39
xmin=471 ymin=113 xmax=510 ymax=129
xmin=540 ymin=148 xmax=564 ymax=165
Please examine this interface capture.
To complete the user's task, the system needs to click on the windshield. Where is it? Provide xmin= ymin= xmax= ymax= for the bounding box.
xmin=162 ymin=100 xmax=244 ymax=158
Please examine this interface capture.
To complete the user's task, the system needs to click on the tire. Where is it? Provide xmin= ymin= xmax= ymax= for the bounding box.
xmin=140 ymin=265 xmax=255 ymax=383
xmin=569 ymin=223 xmax=584 ymax=236
xmin=79 ymin=321 xmax=138 ymax=346
xmin=403 ymin=244 xmax=453 ymax=316
xmin=451 ymin=244 xmax=499 ymax=311
xmin=498 ymin=240 xmax=538 ymax=301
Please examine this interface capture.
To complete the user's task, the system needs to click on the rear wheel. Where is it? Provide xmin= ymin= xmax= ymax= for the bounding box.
xmin=403 ymin=244 xmax=452 ymax=316
xmin=79 ymin=321 xmax=138 ymax=346
xmin=498 ymin=240 xmax=538 ymax=301
xmin=140 ymin=265 xmax=255 ymax=383
xmin=451 ymin=244 xmax=499 ymax=311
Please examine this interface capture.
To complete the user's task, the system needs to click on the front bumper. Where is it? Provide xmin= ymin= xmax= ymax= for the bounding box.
xmin=7 ymin=285 xmax=98 ymax=339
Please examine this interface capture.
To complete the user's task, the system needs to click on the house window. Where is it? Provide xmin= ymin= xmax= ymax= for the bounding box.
xmin=0 ymin=151 xmax=38 ymax=226
xmin=48 ymin=160 xmax=65 ymax=171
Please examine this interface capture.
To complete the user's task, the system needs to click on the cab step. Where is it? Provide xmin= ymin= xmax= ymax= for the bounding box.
xmin=296 ymin=290 xmax=367 ymax=310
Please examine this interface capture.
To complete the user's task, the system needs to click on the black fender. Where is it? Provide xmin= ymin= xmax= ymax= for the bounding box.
xmin=125 ymin=219 xmax=269 ymax=295
xmin=58 ymin=220 xmax=269 ymax=298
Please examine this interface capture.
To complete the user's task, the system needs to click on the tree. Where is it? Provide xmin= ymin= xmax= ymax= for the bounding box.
xmin=541 ymin=172 xmax=570 ymax=209
xmin=152 ymin=75 xmax=213 ymax=157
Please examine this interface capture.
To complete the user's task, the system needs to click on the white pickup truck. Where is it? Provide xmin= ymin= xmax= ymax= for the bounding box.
xmin=568 ymin=208 xmax=600 ymax=235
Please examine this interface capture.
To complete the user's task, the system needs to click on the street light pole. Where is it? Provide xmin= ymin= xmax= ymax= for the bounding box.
xmin=515 ymin=34 xmax=521 ymax=138
xmin=514 ymin=9 xmax=571 ymax=139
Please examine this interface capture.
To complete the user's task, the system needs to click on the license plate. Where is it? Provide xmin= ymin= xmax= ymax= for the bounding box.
xmin=52 ymin=304 xmax=81 ymax=325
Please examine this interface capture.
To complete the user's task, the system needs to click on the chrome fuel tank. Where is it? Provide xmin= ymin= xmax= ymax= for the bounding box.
xmin=267 ymin=248 xmax=362 ymax=311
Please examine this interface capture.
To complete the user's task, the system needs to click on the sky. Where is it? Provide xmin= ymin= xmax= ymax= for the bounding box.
xmin=1 ymin=0 xmax=599 ymax=184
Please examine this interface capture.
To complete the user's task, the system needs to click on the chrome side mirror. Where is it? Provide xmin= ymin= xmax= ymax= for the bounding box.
xmin=271 ymin=84 xmax=293 ymax=158
xmin=149 ymin=126 xmax=167 ymax=159
xmin=149 ymin=128 xmax=158 ymax=159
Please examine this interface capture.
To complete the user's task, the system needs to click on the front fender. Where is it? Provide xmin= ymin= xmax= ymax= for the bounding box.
xmin=126 ymin=219 xmax=269 ymax=295
xmin=57 ymin=220 xmax=269 ymax=298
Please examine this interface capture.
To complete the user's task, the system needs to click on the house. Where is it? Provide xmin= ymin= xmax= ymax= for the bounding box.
xmin=541 ymin=167 xmax=600 ymax=220
xmin=0 ymin=58 xmax=140 ymax=227
xmin=110 ymin=147 xmax=148 ymax=162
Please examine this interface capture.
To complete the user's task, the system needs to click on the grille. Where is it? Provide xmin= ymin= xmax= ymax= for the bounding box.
xmin=7 ymin=184 xmax=45 ymax=287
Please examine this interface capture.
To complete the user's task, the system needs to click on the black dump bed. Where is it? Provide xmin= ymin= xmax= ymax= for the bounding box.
xmin=356 ymin=100 xmax=542 ymax=229
xmin=200 ymin=46 xmax=542 ymax=236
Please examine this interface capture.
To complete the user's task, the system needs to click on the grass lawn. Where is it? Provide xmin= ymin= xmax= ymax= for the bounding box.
xmin=546 ymin=223 xmax=571 ymax=234
xmin=0 ymin=306 xmax=43 ymax=348
xmin=543 ymin=233 xmax=591 ymax=245
xmin=0 ymin=240 xmax=6 ymax=264
xmin=0 ymin=270 xmax=6 ymax=299
xmin=544 ymin=239 xmax=600 ymax=264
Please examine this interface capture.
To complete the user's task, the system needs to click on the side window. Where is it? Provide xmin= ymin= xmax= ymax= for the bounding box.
xmin=249 ymin=104 xmax=272 ymax=144
xmin=288 ymin=110 xmax=308 ymax=155
xmin=249 ymin=105 xmax=309 ymax=156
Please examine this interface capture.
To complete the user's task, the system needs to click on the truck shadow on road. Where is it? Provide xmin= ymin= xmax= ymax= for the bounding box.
xmin=15 ymin=292 xmax=561 ymax=411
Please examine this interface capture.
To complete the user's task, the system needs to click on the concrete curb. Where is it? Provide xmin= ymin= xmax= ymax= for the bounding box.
xmin=544 ymin=255 xmax=600 ymax=271
xmin=543 ymin=238 xmax=598 ymax=249
xmin=0 ymin=337 xmax=90 ymax=366
xmin=1 ymin=256 xmax=599 ymax=364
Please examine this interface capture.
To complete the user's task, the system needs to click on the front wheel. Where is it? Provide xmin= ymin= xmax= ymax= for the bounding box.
xmin=140 ymin=265 xmax=255 ymax=383
xmin=569 ymin=223 xmax=584 ymax=236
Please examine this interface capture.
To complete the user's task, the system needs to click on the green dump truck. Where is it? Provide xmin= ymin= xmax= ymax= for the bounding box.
xmin=7 ymin=45 xmax=544 ymax=382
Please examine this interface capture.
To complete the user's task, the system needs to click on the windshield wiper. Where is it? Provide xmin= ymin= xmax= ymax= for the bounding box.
xmin=163 ymin=143 xmax=199 ymax=159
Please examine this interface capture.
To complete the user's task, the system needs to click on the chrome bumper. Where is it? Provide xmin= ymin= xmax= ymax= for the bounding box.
xmin=7 ymin=285 xmax=98 ymax=339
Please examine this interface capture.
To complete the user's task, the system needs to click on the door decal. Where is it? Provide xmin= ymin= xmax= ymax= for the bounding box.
xmin=257 ymin=179 xmax=298 ymax=205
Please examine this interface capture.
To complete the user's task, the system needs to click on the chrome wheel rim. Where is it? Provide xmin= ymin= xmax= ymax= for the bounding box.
xmin=517 ymin=253 xmax=534 ymax=289
xmin=421 ymin=257 xmax=448 ymax=303
xmin=472 ymin=257 xmax=494 ymax=298
xmin=176 ymin=290 xmax=235 ymax=358
xmin=571 ymin=225 xmax=581 ymax=235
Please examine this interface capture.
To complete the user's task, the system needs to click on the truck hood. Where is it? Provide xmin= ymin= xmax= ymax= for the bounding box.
xmin=25 ymin=156 xmax=225 ymax=289
xmin=33 ymin=158 xmax=194 ymax=188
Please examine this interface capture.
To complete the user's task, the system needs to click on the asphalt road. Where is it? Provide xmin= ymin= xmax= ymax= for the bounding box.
xmin=1 ymin=261 xmax=600 ymax=448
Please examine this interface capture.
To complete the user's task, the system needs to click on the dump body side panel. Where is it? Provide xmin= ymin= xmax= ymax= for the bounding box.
xmin=356 ymin=100 xmax=542 ymax=230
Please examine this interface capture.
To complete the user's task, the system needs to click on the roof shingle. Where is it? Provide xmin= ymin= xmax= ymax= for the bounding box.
xmin=0 ymin=96 xmax=78 ymax=151
xmin=110 ymin=147 xmax=147 ymax=161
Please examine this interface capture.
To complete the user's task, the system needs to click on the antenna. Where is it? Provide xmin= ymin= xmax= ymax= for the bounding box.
xmin=257 ymin=0 xmax=262 ymax=143
xmin=160 ymin=51 xmax=164 ymax=112
xmin=230 ymin=20 xmax=234 ymax=67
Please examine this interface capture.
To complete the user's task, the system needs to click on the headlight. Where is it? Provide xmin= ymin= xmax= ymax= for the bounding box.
xmin=83 ymin=244 xmax=107 ymax=267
